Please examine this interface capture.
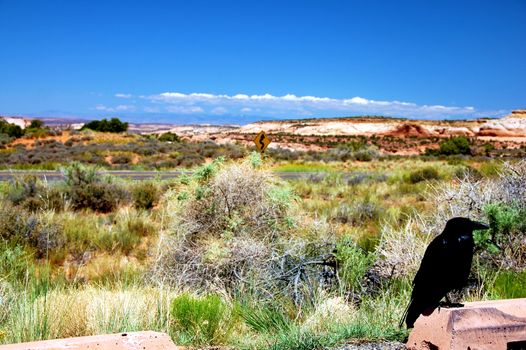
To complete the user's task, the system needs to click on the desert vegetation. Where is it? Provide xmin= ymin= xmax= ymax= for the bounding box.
xmin=1 ymin=116 xmax=525 ymax=172
xmin=0 ymin=144 xmax=525 ymax=349
xmin=80 ymin=118 xmax=129 ymax=133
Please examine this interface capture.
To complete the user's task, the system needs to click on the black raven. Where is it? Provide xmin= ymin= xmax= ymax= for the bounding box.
xmin=400 ymin=217 xmax=489 ymax=328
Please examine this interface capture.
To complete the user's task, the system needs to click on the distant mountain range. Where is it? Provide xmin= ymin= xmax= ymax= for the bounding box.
xmin=2 ymin=110 xmax=526 ymax=139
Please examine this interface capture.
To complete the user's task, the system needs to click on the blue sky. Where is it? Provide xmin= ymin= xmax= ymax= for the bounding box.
xmin=0 ymin=0 xmax=525 ymax=124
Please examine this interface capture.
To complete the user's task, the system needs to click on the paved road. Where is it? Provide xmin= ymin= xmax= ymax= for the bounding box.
xmin=0 ymin=170 xmax=369 ymax=181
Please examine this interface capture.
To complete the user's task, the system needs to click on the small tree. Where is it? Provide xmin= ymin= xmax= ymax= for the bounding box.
xmin=81 ymin=118 xmax=128 ymax=132
xmin=425 ymin=136 xmax=472 ymax=156
xmin=0 ymin=120 xmax=23 ymax=138
xmin=28 ymin=119 xmax=44 ymax=129
xmin=158 ymin=132 xmax=180 ymax=142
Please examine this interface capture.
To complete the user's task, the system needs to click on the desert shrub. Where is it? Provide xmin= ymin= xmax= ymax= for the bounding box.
xmin=5 ymin=175 xmax=44 ymax=210
xmin=354 ymin=146 xmax=379 ymax=161
xmin=24 ymin=127 xmax=51 ymax=139
xmin=111 ymin=154 xmax=132 ymax=165
xmin=158 ymin=132 xmax=180 ymax=142
xmin=482 ymin=143 xmax=496 ymax=156
xmin=3 ymin=175 xmax=65 ymax=211
xmin=62 ymin=163 xmax=129 ymax=213
xmin=0 ymin=202 xmax=28 ymax=241
xmin=425 ymin=136 xmax=472 ymax=156
xmin=454 ymin=165 xmax=482 ymax=180
xmin=154 ymin=154 xmax=336 ymax=305
xmin=407 ymin=166 xmax=441 ymax=183
xmin=0 ymin=204 xmax=63 ymax=257
xmin=325 ymin=143 xmax=379 ymax=162
xmin=114 ymin=208 xmax=156 ymax=250
xmin=176 ymin=154 xmax=206 ymax=167
xmin=58 ymin=212 xmax=105 ymax=253
xmin=24 ymin=213 xmax=64 ymax=258
xmin=0 ymin=133 xmax=13 ymax=147
xmin=330 ymin=201 xmax=379 ymax=226
xmin=267 ymin=147 xmax=301 ymax=161
xmin=132 ymin=182 xmax=160 ymax=210
xmin=478 ymin=203 xmax=526 ymax=269
xmin=170 ymin=293 xmax=234 ymax=345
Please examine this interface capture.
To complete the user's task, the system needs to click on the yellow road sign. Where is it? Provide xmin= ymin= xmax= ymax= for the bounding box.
xmin=253 ymin=131 xmax=271 ymax=152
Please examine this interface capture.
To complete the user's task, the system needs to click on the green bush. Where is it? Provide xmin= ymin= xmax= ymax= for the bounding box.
xmin=0 ymin=120 xmax=23 ymax=138
xmin=111 ymin=154 xmax=132 ymax=165
xmin=63 ymin=163 xmax=129 ymax=213
xmin=80 ymin=118 xmax=128 ymax=133
xmin=336 ymin=238 xmax=374 ymax=293
xmin=28 ymin=120 xmax=44 ymax=129
xmin=6 ymin=175 xmax=44 ymax=210
xmin=0 ymin=244 xmax=31 ymax=283
xmin=0 ymin=133 xmax=14 ymax=147
xmin=158 ymin=132 xmax=180 ymax=142
xmin=0 ymin=202 xmax=28 ymax=241
xmin=132 ymin=182 xmax=160 ymax=210
xmin=425 ymin=136 xmax=472 ymax=156
xmin=170 ymin=293 xmax=233 ymax=345
xmin=407 ymin=166 xmax=441 ymax=183
xmin=479 ymin=203 xmax=526 ymax=255
xmin=24 ymin=120 xmax=51 ymax=139
xmin=0 ymin=203 xmax=63 ymax=257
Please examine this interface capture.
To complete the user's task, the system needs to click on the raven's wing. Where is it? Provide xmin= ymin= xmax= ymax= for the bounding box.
xmin=402 ymin=235 xmax=450 ymax=328
xmin=412 ymin=235 xmax=448 ymax=288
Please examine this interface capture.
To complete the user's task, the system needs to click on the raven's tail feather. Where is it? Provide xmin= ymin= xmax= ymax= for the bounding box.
xmin=404 ymin=299 xmax=422 ymax=328
xmin=399 ymin=298 xmax=412 ymax=328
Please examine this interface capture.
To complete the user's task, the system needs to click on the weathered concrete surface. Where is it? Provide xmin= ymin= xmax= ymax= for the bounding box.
xmin=407 ymin=298 xmax=526 ymax=350
xmin=0 ymin=331 xmax=181 ymax=350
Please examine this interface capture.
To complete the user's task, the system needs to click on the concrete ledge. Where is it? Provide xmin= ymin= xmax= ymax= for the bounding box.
xmin=0 ymin=331 xmax=181 ymax=350
xmin=407 ymin=298 xmax=526 ymax=350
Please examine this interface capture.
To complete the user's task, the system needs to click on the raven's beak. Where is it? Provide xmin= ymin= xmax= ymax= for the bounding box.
xmin=471 ymin=221 xmax=490 ymax=230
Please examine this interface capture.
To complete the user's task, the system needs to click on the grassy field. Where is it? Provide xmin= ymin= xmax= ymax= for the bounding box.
xmin=0 ymin=131 xmax=525 ymax=349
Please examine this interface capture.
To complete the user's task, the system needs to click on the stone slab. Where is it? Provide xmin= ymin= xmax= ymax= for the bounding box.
xmin=0 ymin=331 xmax=181 ymax=350
xmin=407 ymin=298 xmax=526 ymax=350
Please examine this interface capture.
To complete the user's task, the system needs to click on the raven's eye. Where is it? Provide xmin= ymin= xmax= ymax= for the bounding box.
xmin=457 ymin=234 xmax=470 ymax=242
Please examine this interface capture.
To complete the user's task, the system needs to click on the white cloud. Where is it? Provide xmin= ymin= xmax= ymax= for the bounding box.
xmin=94 ymin=104 xmax=135 ymax=112
xmin=212 ymin=107 xmax=228 ymax=114
xmin=138 ymin=91 xmax=482 ymax=119
xmin=165 ymin=106 xmax=204 ymax=114
xmin=144 ymin=106 xmax=160 ymax=113
xmin=105 ymin=91 xmax=503 ymax=119
xmin=115 ymin=93 xmax=132 ymax=98
xmin=95 ymin=104 xmax=111 ymax=111
xmin=115 ymin=104 xmax=136 ymax=111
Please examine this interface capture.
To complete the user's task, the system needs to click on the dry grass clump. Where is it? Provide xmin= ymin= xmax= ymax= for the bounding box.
xmin=429 ymin=160 xmax=526 ymax=270
xmin=302 ymin=295 xmax=354 ymax=332
xmin=4 ymin=285 xmax=176 ymax=343
xmin=153 ymin=155 xmax=336 ymax=304
xmin=374 ymin=218 xmax=431 ymax=279
xmin=430 ymin=160 xmax=526 ymax=232
xmin=374 ymin=160 xmax=526 ymax=288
